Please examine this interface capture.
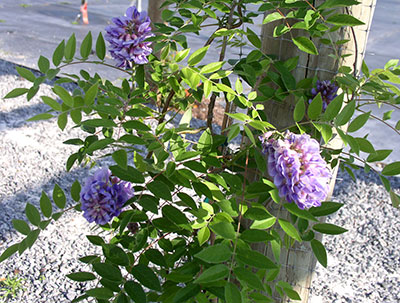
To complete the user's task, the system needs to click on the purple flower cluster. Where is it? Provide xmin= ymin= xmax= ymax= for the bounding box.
xmin=260 ymin=132 xmax=331 ymax=209
xmin=310 ymin=80 xmax=339 ymax=110
xmin=80 ymin=168 xmax=134 ymax=225
xmin=105 ymin=6 xmax=153 ymax=68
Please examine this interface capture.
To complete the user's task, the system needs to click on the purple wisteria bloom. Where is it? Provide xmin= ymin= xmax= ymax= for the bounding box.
xmin=105 ymin=6 xmax=153 ymax=68
xmin=260 ymin=132 xmax=331 ymax=209
xmin=310 ymin=80 xmax=339 ymax=110
xmin=80 ymin=168 xmax=134 ymax=225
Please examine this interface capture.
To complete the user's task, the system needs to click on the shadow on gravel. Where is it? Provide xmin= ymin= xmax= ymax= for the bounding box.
xmin=0 ymin=163 xmax=93 ymax=238
xmin=0 ymin=103 xmax=55 ymax=130
xmin=0 ymin=59 xmax=19 ymax=77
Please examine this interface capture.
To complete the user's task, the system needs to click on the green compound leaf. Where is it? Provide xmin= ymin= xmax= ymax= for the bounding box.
xmin=367 ymin=149 xmax=392 ymax=162
xmin=348 ymin=112 xmax=370 ymax=132
xmin=278 ymin=219 xmax=302 ymax=242
xmin=38 ymin=55 xmax=50 ymax=73
xmin=12 ymin=219 xmax=31 ymax=235
xmin=41 ymin=96 xmax=62 ymax=111
xmin=162 ymin=205 xmax=190 ymax=228
xmin=292 ymin=36 xmax=318 ymax=55
xmin=65 ymin=33 xmax=76 ymax=61
xmin=4 ymin=88 xmax=29 ymax=99
xmin=80 ymin=31 xmax=93 ymax=59
xmin=0 ymin=243 xmax=19 ymax=263
xmin=254 ymin=148 xmax=267 ymax=173
xmin=198 ymin=128 xmax=213 ymax=153
xmin=283 ymin=203 xmax=318 ymax=222
xmin=194 ymin=264 xmax=229 ymax=284
xmin=224 ymin=282 xmax=242 ymax=303
xmin=173 ymin=284 xmax=201 ymax=303
xmin=67 ymin=272 xmax=96 ymax=282
xmin=335 ymin=100 xmax=355 ymax=126
xmin=25 ymin=229 xmax=40 ymax=248
xmin=233 ymin=267 xmax=265 ymax=291
xmin=124 ymin=281 xmax=146 ymax=303
xmin=27 ymin=113 xmax=53 ymax=122
xmin=194 ymin=244 xmax=232 ymax=263
xmin=188 ymin=46 xmax=210 ymax=66
xmin=53 ymin=85 xmax=74 ymax=107
xmin=293 ymin=98 xmax=306 ymax=122
xmin=390 ymin=190 xmax=400 ymax=208
xmin=71 ymin=180 xmax=81 ymax=202
xmin=263 ymin=12 xmax=284 ymax=24
xmin=25 ymin=203 xmax=41 ymax=227
xmin=53 ymin=184 xmax=66 ymax=209
xmin=145 ymin=249 xmax=167 ymax=267
xmin=318 ymin=0 xmax=359 ymax=10
xmin=57 ymin=112 xmax=68 ymax=131
xmin=109 ymin=165 xmax=145 ymax=183
xmin=313 ymin=223 xmax=347 ymax=235
xmin=326 ymin=14 xmax=365 ymax=26
xmin=277 ymin=281 xmax=301 ymax=300
xmin=236 ymin=248 xmax=277 ymax=269
xmin=131 ymin=264 xmax=161 ymax=291
xmin=200 ymin=61 xmax=225 ymax=74
xmin=210 ymin=221 xmax=236 ymax=240
xmin=112 ymin=150 xmax=128 ymax=170
xmin=250 ymin=217 xmax=276 ymax=230
xmin=147 ymin=180 xmax=172 ymax=201
xmin=96 ymin=32 xmax=106 ymax=60
xmin=93 ymin=262 xmax=122 ymax=282
xmin=308 ymin=93 xmax=323 ymax=120
xmin=240 ymin=229 xmax=274 ymax=243
xmin=40 ymin=191 xmax=53 ymax=218
xmin=311 ymin=239 xmax=327 ymax=267
xmin=197 ymin=226 xmax=210 ymax=246
xmin=85 ymin=288 xmax=114 ymax=300
xmin=52 ymin=40 xmax=65 ymax=66
xmin=81 ymin=119 xmax=117 ymax=128
xmin=16 ymin=66 xmax=36 ymax=82
xmin=123 ymin=120 xmax=151 ymax=131
xmin=84 ymin=82 xmax=98 ymax=106
xmin=175 ymin=48 xmax=190 ymax=62
xmin=308 ymin=202 xmax=344 ymax=217
xmin=27 ymin=86 xmax=39 ymax=101
xmin=382 ymin=161 xmax=400 ymax=176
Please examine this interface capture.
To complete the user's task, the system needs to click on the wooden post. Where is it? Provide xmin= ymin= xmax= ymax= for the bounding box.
xmin=258 ymin=1 xmax=376 ymax=301
xmin=148 ymin=0 xmax=165 ymax=26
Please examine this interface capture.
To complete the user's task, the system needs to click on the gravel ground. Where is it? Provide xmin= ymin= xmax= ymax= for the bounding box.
xmin=0 ymin=59 xmax=399 ymax=303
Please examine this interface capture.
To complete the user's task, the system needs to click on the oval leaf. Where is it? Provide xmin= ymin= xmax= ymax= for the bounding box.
xmin=25 ymin=203 xmax=41 ymax=226
xmin=131 ymin=264 xmax=161 ymax=291
xmin=382 ymin=161 xmax=400 ymax=176
xmin=313 ymin=223 xmax=347 ymax=235
xmin=311 ymin=239 xmax=327 ymax=267
xmin=194 ymin=244 xmax=232 ymax=263
xmin=292 ymin=36 xmax=318 ymax=55
xmin=67 ymin=272 xmax=96 ymax=282
xmin=194 ymin=264 xmax=229 ymax=284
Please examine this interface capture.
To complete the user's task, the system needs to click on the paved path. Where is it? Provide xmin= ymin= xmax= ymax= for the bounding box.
xmin=0 ymin=0 xmax=399 ymax=163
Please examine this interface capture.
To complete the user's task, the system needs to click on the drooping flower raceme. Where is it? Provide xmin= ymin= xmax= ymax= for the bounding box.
xmin=105 ymin=6 xmax=153 ymax=68
xmin=310 ymin=80 xmax=339 ymax=110
xmin=260 ymin=132 xmax=331 ymax=209
xmin=80 ymin=168 xmax=134 ymax=225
